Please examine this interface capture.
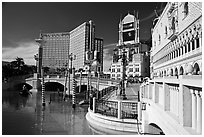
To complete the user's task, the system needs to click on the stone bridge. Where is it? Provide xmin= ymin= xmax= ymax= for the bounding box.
xmin=26 ymin=73 xmax=119 ymax=93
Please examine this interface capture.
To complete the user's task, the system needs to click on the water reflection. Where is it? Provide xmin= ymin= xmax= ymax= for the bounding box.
xmin=2 ymin=90 xmax=96 ymax=135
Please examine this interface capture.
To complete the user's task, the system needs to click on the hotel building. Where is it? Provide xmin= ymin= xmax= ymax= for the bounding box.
xmin=110 ymin=13 xmax=150 ymax=80
xmin=140 ymin=2 xmax=202 ymax=134
xmin=36 ymin=20 xmax=103 ymax=73
xmin=70 ymin=20 xmax=103 ymax=72
xmin=41 ymin=32 xmax=69 ymax=69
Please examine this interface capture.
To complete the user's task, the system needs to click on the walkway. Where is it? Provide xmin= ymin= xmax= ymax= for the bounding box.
xmin=108 ymin=83 xmax=140 ymax=101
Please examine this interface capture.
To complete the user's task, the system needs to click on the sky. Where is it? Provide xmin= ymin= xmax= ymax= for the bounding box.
xmin=2 ymin=1 xmax=166 ymax=71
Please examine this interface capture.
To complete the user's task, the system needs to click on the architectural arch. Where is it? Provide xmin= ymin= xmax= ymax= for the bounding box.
xmin=179 ymin=66 xmax=184 ymax=75
xmin=174 ymin=67 xmax=178 ymax=76
xmin=193 ymin=62 xmax=200 ymax=75
xmin=148 ymin=123 xmax=165 ymax=135
xmin=164 ymin=70 xmax=167 ymax=76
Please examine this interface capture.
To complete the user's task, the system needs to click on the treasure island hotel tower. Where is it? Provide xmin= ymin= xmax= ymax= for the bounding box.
xmin=36 ymin=20 xmax=103 ymax=75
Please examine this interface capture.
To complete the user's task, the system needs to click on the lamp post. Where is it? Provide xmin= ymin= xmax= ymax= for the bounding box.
xmin=84 ymin=50 xmax=93 ymax=100
xmin=118 ymin=44 xmax=128 ymax=100
xmin=63 ymin=62 xmax=68 ymax=101
xmin=68 ymin=53 xmax=76 ymax=98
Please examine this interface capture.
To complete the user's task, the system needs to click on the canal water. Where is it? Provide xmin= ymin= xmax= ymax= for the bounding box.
xmin=2 ymin=89 xmax=98 ymax=135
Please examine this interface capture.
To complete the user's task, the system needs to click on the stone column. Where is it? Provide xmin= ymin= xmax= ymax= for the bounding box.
xmin=117 ymin=100 xmax=121 ymax=119
xmin=178 ymin=83 xmax=184 ymax=126
xmin=195 ymin=90 xmax=202 ymax=133
xmin=93 ymin=97 xmax=96 ymax=113
xmin=163 ymin=83 xmax=170 ymax=111
xmin=190 ymin=89 xmax=197 ymax=130
xmin=152 ymin=82 xmax=156 ymax=103
xmin=137 ymin=102 xmax=142 ymax=121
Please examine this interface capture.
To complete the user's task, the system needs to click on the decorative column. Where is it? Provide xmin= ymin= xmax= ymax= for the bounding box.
xmin=93 ymin=97 xmax=96 ymax=113
xmin=195 ymin=90 xmax=202 ymax=133
xmin=72 ymin=68 xmax=76 ymax=109
xmin=41 ymin=68 xmax=45 ymax=106
xmin=190 ymin=89 xmax=197 ymax=130
xmin=117 ymin=100 xmax=121 ymax=119
xmin=79 ymin=70 xmax=82 ymax=93
xmin=96 ymin=72 xmax=100 ymax=99
xmin=137 ymin=102 xmax=142 ymax=121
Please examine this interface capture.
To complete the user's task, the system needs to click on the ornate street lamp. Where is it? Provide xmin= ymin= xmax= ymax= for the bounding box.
xmin=117 ymin=43 xmax=132 ymax=100
xmin=67 ymin=53 xmax=76 ymax=99
xmin=63 ymin=62 xmax=68 ymax=101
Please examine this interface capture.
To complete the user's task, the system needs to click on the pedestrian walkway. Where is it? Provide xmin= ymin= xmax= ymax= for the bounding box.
xmin=108 ymin=83 xmax=140 ymax=102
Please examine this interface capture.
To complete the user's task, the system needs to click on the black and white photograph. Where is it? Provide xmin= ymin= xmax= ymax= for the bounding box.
xmin=2 ymin=1 xmax=202 ymax=135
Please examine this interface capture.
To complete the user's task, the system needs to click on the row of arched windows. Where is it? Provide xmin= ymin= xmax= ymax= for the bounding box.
xmin=154 ymin=34 xmax=201 ymax=66
xmin=154 ymin=62 xmax=201 ymax=78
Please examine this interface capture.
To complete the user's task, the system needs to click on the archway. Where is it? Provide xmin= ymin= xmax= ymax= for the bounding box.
xmin=14 ymin=83 xmax=33 ymax=91
xmin=164 ymin=70 xmax=166 ymax=76
xmin=147 ymin=123 xmax=165 ymax=135
xmin=44 ymin=82 xmax=64 ymax=92
xmin=193 ymin=63 xmax=200 ymax=75
xmin=174 ymin=67 xmax=178 ymax=76
xmin=179 ymin=66 xmax=184 ymax=75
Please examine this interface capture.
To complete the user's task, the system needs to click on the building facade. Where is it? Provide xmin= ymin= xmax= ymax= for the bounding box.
xmin=70 ymin=20 xmax=103 ymax=72
xmin=110 ymin=13 xmax=150 ymax=80
xmin=36 ymin=20 xmax=103 ymax=73
xmin=140 ymin=2 xmax=202 ymax=134
xmin=41 ymin=32 xmax=69 ymax=69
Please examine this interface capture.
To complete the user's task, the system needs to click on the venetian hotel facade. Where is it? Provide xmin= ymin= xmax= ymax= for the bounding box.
xmin=140 ymin=2 xmax=202 ymax=134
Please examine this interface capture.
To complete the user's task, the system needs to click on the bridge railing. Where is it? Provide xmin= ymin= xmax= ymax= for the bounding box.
xmin=95 ymin=100 xmax=118 ymax=118
xmin=93 ymin=98 xmax=138 ymax=119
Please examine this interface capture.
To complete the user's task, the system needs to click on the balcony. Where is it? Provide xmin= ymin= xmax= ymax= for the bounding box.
xmin=167 ymin=28 xmax=178 ymax=41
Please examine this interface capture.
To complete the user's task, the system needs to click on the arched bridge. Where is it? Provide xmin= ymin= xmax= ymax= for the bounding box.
xmin=25 ymin=74 xmax=119 ymax=93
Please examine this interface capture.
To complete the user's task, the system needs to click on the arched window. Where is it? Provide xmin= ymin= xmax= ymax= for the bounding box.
xmin=196 ymin=37 xmax=200 ymax=48
xmin=193 ymin=63 xmax=200 ymax=75
xmin=192 ymin=40 xmax=195 ymax=50
xmin=179 ymin=66 xmax=184 ymax=75
xmin=188 ymin=42 xmax=191 ymax=52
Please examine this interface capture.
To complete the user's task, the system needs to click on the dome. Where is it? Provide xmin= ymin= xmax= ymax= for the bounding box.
xmin=123 ymin=13 xmax=135 ymax=24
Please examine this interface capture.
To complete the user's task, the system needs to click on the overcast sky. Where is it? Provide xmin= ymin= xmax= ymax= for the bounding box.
xmin=2 ymin=1 xmax=166 ymax=71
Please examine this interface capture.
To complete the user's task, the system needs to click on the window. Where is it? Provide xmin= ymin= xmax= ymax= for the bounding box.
xmin=183 ymin=2 xmax=189 ymax=18
xmin=196 ymin=38 xmax=200 ymax=48
xmin=129 ymin=68 xmax=133 ymax=72
xmin=192 ymin=40 xmax=195 ymax=50
xmin=112 ymin=68 xmax=115 ymax=72
xmin=165 ymin=26 xmax=168 ymax=37
xmin=117 ymin=68 xmax=120 ymax=72
xmin=135 ymin=68 xmax=139 ymax=72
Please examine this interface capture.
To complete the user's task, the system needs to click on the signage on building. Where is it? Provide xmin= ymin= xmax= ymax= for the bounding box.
xmin=123 ymin=30 xmax=135 ymax=42
xmin=123 ymin=22 xmax=134 ymax=30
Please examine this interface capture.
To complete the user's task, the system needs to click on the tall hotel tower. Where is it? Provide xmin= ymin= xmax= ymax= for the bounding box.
xmin=70 ymin=20 xmax=103 ymax=72
xmin=110 ymin=13 xmax=150 ymax=80
xmin=41 ymin=32 xmax=69 ymax=69
xmin=36 ymin=20 xmax=103 ymax=73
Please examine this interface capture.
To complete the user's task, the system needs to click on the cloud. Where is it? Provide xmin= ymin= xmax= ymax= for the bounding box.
xmin=2 ymin=41 xmax=38 ymax=65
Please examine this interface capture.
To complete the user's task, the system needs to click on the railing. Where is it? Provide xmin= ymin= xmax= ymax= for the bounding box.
xmin=122 ymin=102 xmax=138 ymax=119
xmin=97 ymin=86 xmax=118 ymax=100
xmin=93 ymin=97 xmax=139 ymax=119
xmin=95 ymin=100 xmax=118 ymax=118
